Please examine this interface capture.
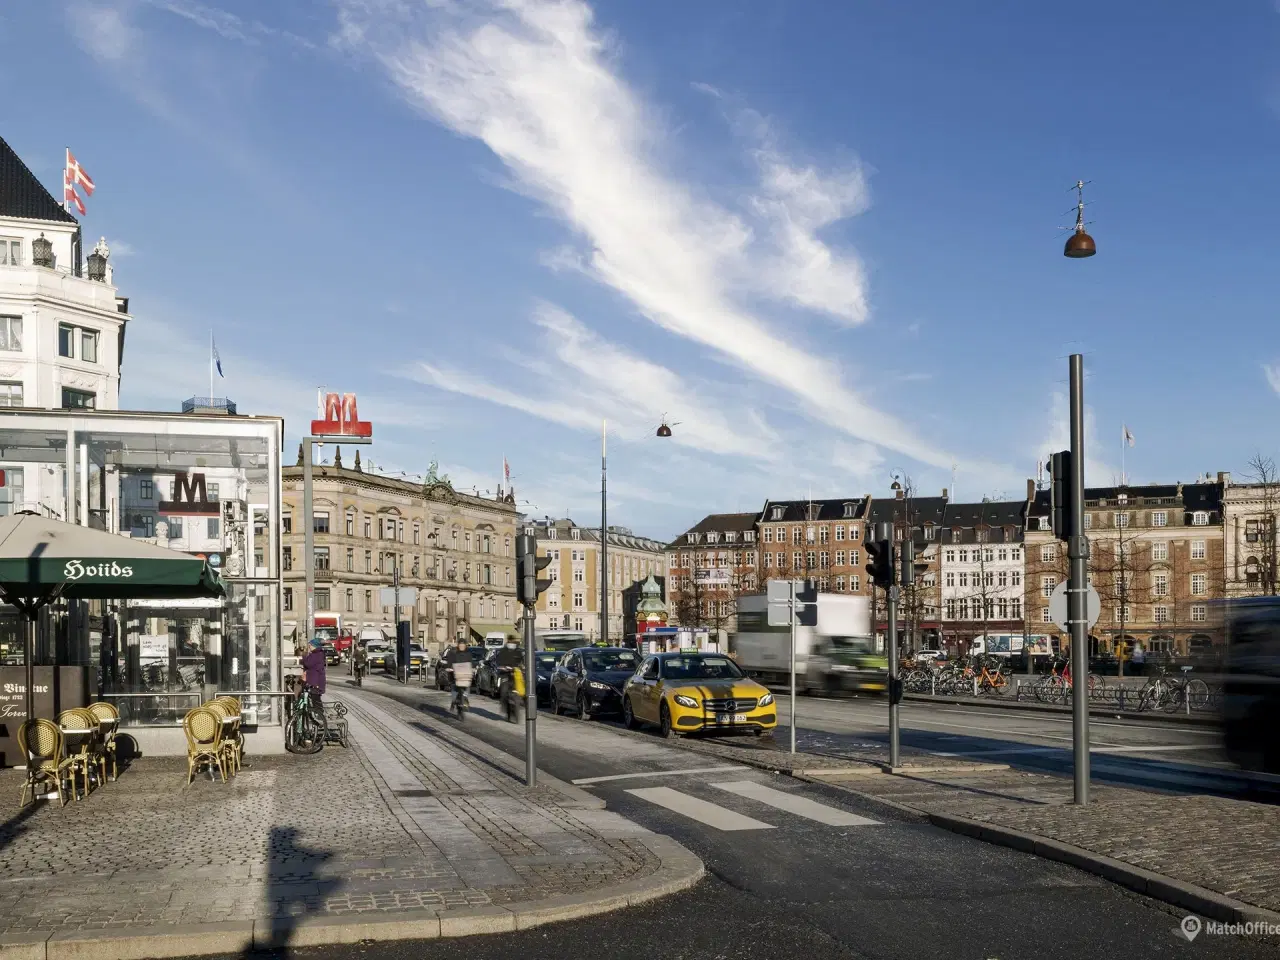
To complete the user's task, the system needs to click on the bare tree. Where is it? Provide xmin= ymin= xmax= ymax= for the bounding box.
xmin=1232 ymin=453 xmax=1280 ymax=596
xmin=1090 ymin=507 xmax=1152 ymax=677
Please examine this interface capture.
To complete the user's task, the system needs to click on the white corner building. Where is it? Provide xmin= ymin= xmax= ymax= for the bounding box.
xmin=0 ymin=136 xmax=130 ymax=419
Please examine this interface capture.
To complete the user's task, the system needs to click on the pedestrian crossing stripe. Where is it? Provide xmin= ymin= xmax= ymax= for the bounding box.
xmin=625 ymin=781 xmax=881 ymax=832
xmin=710 ymin=781 xmax=881 ymax=827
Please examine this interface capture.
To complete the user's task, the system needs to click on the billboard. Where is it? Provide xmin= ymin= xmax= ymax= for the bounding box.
xmin=311 ymin=392 xmax=372 ymax=438
xmin=694 ymin=567 xmax=733 ymax=586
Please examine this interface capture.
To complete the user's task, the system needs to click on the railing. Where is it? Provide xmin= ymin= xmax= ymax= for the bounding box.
xmin=903 ymin=669 xmax=1222 ymax=715
xmin=182 ymin=397 xmax=237 ymax=414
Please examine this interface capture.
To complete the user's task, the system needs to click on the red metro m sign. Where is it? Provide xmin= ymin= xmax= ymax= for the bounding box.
xmin=311 ymin=392 xmax=372 ymax=438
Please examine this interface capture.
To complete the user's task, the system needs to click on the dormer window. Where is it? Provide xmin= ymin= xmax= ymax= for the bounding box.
xmin=842 ymin=502 xmax=856 ymax=518
xmin=951 ymin=528 xmax=961 ymax=543
xmin=725 ymin=531 xmax=737 ymax=543
xmin=706 ymin=531 xmax=718 ymax=544
xmin=548 ymin=528 xmax=557 ymax=539
xmin=770 ymin=506 xmax=784 ymax=521
xmin=923 ymin=525 xmax=936 ymax=541
xmin=1192 ymin=511 xmax=1209 ymax=526
xmin=571 ymin=528 xmax=581 ymax=540
xmin=807 ymin=504 xmax=820 ymax=522
xmin=744 ymin=530 xmax=756 ymax=543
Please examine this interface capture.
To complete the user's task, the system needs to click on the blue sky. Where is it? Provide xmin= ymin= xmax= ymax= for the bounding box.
xmin=4 ymin=0 xmax=1280 ymax=539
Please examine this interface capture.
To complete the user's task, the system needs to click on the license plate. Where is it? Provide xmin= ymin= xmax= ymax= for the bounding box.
xmin=716 ymin=713 xmax=748 ymax=723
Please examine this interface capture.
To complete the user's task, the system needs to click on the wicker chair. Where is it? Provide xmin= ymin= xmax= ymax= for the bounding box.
xmin=17 ymin=719 xmax=74 ymax=807
xmin=183 ymin=707 xmax=227 ymax=785
xmin=86 ymin=702 xmax=120 ymax=782
xmin=216 ymin=697 xmax=245 ymax=768
xmin=57 ymin=709 xmax=98 ymax=800
xmin=204 ymin=701 xmax=239 ymax=776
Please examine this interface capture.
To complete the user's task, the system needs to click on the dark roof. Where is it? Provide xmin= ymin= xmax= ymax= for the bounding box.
xmin=867 ymin=495 xmax=948 ymax=528
xmin=759 ymin=498 xmax=868 ymax=523
xmin=530 ymin=517 xmax=667 ymax=552
xmin=0 ymin=136 xmax=78 ymax=224
xmin=1029 ymin=482 xmax=1225 ymax=525
xmin=943 ymin=500 xmax=1027 ymax=528
xmin=668 ymin=511 xmax=760 ymax=547
xmin=1181 ymin=482 xmax=1223 ymax=514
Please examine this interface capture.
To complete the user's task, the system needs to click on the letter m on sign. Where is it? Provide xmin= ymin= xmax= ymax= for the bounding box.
xmin=159 ymin=471 xmax=219 ymax=516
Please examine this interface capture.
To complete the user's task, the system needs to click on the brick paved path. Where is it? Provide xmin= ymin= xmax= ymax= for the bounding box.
xmin=0 ymin=688 xmax=663 ymax=939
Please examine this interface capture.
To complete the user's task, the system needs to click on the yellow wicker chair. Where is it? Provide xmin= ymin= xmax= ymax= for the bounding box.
xmin=183 ymin=707 xmax=226 ymax=785
xmin=204 ymin=701 xmax=239 ymax=776
xmin=75 ymin=707 xmax=108 ymax=788
xmin=86 ymin=702 xmax=120 ymax=782
xmin=17 ymin=718 xmax=73 ymax=807
xmin=57 ymin=709 xmax=97 ymax=800
xmin=216 ymin=697 xmax=245 ymax=769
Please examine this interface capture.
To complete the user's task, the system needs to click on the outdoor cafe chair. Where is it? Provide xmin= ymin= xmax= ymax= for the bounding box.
xmin=57 ymin=709 xmax=99 ymax=800
xmin=213 ymin=696 xmax=244 ymax=764
xmin=204 ymin=701 xmax=240 ymax=776
xmin=86 ymin=702 xmax=120 ymax=782
xmin=183 ymin=707 xmax=227 ymax=785
xmin=16 ymin=718 xmax=74 ymax=808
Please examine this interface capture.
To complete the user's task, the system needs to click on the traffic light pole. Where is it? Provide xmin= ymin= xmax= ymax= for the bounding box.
xmin=1068 ymin=354 xmax=1090 ymax=804
xmin=887 ymin=583 xmax=900 ymax=769
xmin=523 ymin=599 xmax=537 ymax=787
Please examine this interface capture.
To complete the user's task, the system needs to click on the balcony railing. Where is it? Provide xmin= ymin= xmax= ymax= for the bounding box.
xmin=182 ymin=397 xmax=237 ymax=415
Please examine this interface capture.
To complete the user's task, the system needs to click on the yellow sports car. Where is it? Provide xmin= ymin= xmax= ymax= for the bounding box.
xmin=622 ymin=652 xmax=777 ymax=738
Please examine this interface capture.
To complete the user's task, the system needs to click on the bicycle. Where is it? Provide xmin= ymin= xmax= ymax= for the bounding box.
xmin=1162 ymin=666 xmax=1211 ymax=713
xmin=449 ymin=661 xmax=473 ymax=721
xmin=975 ymin=658 xmax=1010 ymax=696
xmin=285 ymin=684 xmax=325 ymax=755
xmin=498 ymin=666 xmax=525 ymax=724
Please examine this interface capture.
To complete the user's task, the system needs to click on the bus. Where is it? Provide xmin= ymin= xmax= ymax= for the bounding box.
xmin=536 ymin=630 xmax=589 ymax=652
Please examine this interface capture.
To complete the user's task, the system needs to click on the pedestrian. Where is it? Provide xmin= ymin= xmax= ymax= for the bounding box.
xmin=1131 ymin=641 xmax=1146 ymax=675
xmin=301 ymin=637 xmax=328 ymax=717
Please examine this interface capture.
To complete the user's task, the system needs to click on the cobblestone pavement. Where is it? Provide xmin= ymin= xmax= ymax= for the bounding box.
xmin=688 ymin=737 xmax=1280 ymax=916
xmin=0 ymin=689 xmax=662 ymax=938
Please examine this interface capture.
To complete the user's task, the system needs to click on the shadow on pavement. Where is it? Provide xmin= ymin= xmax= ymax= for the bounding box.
xmin=0 ymin=799 xmax=43 ymax=858
xmin=257 ymin=824 xmax=342 ymax=952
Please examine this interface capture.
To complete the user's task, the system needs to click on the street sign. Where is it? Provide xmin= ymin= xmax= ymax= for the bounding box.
xmin=1048 ymin=582 xmax=1100 ymax=632
xmin=379 ymin=586 xmax=418 ymax=607
xmin=766 ymin=578 xmax=804 ymax=627
xmin=766 ymin=579 xmax=793 ymax=603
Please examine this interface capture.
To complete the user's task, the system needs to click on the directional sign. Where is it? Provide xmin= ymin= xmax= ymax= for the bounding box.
xmin=379 ymin=586 xmax=419 ymax=607
xmin=766 ymin=578 xmax=804 ymax=627
xmin=1048 ymin=582 xmax=1100 ymax=632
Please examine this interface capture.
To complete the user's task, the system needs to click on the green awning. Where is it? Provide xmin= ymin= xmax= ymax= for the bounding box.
xmin=0 ymin=513 xmax=225 ymax=602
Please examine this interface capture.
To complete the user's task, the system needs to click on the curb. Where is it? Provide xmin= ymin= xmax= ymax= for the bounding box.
xmin=0 ymin=836 xmax=704 ymax=960
xmin=902 ymin=692 xmax=1220 ymax=727
xmin=925 ymin=812 xmax=1280 ymax=926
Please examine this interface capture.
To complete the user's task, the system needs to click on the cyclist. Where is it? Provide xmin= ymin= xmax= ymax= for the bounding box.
xmin=440 ymin=639 xmax=473 ymax=710
xmin=495 ymin=639 xmax=524 ymax=713
xmin=352 ymin=641 xmax=368 ymax=685
xmin=301 ymin=637 xmax=328 ymax=720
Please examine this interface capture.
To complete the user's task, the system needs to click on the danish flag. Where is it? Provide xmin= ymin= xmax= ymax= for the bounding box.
xmin=64 ymin=149 xmax=95 ymax=215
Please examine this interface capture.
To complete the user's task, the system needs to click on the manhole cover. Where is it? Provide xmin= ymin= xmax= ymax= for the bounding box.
xmin=393 ymin=789 xmax=433 ymax=797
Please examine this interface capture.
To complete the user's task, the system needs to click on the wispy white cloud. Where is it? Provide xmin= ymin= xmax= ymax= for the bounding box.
xmin=406 ymin=303 xmax=777 ymax=459
xmin=333 ymin=0 xmax=954 ymax=469
xmin=143 ymin=0 xmax=317 ymax=48
xmin=1040 ymin=389 xmax=1115 ymax=486
xmin=1264 ymin=363 xmax=1280 ymax=396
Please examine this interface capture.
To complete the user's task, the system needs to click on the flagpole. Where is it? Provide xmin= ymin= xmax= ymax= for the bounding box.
xmin=1121 ymin=425 xmax=1126 ymax=487
xmin=210 ymin=331 xmax=214 ymax=403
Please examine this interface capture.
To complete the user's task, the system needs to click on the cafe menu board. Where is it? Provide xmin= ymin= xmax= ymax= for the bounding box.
xmin=0 ymin=667 xmax=89 ymax=767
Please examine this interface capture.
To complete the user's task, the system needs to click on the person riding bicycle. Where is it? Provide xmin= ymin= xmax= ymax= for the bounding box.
xmin=440 ymin=639 xmax=473 ymax=708
xmin=495 ymin=639 xmax=524 ymax=709
xmin=301 ymin=637 xmax=327 ymax=720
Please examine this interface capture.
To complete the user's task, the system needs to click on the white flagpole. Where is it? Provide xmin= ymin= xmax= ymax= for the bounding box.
xmin=209 ymin=330 xmax=214 ymax=402
xmin=1121 ymin=425 xmax=1126 ymax=487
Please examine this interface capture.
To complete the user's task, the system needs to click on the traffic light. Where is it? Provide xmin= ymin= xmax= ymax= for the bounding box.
xmin=797 ymin=578 xmax=818 ymax=627
xmin=866 ymin=539 xmax=895 ymax=588
xmin=1049 ymin=450 xmax=1073 ymax=542
xmin=516 ymin=533 xmax=553 ymax=605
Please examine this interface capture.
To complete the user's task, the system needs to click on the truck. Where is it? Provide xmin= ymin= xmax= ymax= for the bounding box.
xmin=968 ymin=634 xmax=1056 ymax=658
xmin=732 ymin=592 xmax=887 ymax=695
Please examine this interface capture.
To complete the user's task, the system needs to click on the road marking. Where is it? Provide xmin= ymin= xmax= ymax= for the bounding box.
xmin=626 ymin=787 xmax=775 ymax=831
xmin=1091 ymin=744 xmax=1213 ymax=754
xmin=710 ymin=780 xmax=880 ymax=826
xmin=572 ymin=766 xmax=745 ymax=786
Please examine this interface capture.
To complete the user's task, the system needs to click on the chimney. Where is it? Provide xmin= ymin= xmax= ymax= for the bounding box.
xmin=941 ymin=488 xmax=948 ymax=500
xmin=1218 ymin=471 xmax=1231 ymax=486
xmin=1027 ymin=478 xmax=1036 ymax=501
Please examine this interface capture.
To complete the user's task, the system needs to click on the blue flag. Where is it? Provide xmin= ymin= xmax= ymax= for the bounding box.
xmin=213 ymin=338 xmax=224 ymax=377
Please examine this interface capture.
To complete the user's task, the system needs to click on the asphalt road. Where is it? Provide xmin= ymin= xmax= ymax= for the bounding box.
xmin=217 ymin=676 xmax=1280 ymax=960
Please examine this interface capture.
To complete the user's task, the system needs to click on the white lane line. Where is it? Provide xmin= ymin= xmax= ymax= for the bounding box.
xmin=710 ymin=780 xmax=880 ymax=827
xmin=572 ymin=765 xmax=745 ymax=786
xmin=1091 ymin=744 xmax=1215 ymax=754
xmin=626 ymin=787 xmax=775 ymax=831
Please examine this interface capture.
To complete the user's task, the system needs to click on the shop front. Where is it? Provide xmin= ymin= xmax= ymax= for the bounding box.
xmin=0 ymin=409 xmax=283 ymax=759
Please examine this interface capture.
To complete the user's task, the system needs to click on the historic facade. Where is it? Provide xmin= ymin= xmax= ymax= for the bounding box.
xmin=665 ymin=511 xmax=760 ymax=636
xmin=527 ymin=518 xmax=667 ymax=640
xmin=282 ymin=457 xmax=520 ymax=652
xmin=939 ymin=496 xmax=1028 ymax=650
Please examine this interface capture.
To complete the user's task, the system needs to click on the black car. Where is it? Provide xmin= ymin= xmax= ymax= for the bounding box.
xmin=551 ymin=646 xmax=640 ymax=719
xmin=475 ymin=649 xmax=504 ymax=698
xmin=323 ymin=643 xmax=342 ymax=666
xmin=434 ymin=646 xmax=486 ymax=691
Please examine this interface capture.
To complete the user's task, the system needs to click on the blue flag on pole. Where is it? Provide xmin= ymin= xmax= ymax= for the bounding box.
xmin=213 ymin=338 xmax=224 ymax=377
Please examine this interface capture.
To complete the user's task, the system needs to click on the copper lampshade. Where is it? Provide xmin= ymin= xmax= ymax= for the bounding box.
xmin=1064 ymin=229 xmax=1096 ymax=258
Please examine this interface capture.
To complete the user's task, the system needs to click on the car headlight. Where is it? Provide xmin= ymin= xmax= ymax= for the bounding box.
xmin=589 ymin=681 xmax=612 ymax=691
xmin=673 ymin=694 xmax=699 ymax=708
xmin=758 ymin=693 xmax=774 ymax=707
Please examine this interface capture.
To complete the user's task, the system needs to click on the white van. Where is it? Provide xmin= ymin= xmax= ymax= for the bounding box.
xmin=483 ymin=631 xmax=510 ymax=650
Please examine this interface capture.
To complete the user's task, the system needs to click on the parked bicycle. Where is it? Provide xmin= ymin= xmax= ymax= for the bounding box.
xmin=285 ymin=683 xmax=326 ymax=754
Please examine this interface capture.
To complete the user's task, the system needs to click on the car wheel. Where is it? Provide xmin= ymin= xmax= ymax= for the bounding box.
xmin=659 ymin=703 xmax=676 ymax=739
xmin=622 ymin=697 xmax=640 ymax=730
xmin=577 ymin=692 xmax=591 ymax=721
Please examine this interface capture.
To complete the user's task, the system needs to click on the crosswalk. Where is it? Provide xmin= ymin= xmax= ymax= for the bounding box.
xmin=624 ymin=778 xmax=881 ymax=832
